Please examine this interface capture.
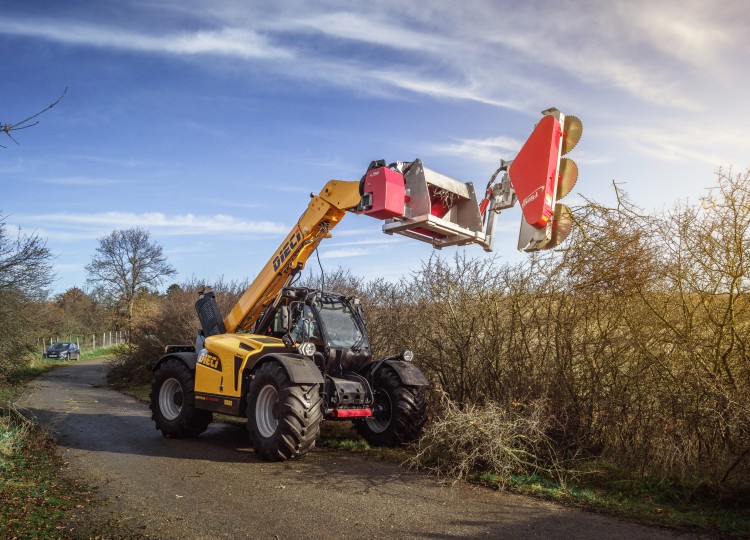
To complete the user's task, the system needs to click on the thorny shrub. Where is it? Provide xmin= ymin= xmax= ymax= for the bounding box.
xmin=409 ymin=393 xmax=575 ymax=486
xmin=109 ymin=168 xmax=750 ymax=493
xmin=107 ymin=277 xmax=249 ymax=385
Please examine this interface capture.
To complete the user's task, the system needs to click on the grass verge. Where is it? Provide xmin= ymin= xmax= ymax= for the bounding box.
xmin=80 ymin=345 xmax=124 ymax=362
xmin=0 ymin=353 xmax=104 ymax=539
xmin=484 ymin=468 xmax=750 ymax=537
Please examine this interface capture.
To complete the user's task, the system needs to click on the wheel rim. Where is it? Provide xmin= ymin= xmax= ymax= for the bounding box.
xmin=159 ymin=378 xmax=184 ymax=420
xmin=366 ymin=390 xmax=392 ymax=434
xmin=255 ymin=384 xmax=279 ymax=438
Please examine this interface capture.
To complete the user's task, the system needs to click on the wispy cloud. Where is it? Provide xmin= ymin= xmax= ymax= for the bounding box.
xmin=624 ymin=123 xmax=748 ymax=166
xmin=40 ymin=176 xmax=122 ymax=186
xmin=486 ymin=19 xmax=702 ymax=112
xmin=429 ymin=136 xmax=523 ymax=164
xmin=164 ymin=242 xmax=212 ymax=254
xmin=201 ymin=198 xmax=261 ymax=210
xmin=628 ymin=3 xmax=733 ymax=68
xmin=320 ymin=248 xmax=368 ymax=259
xmin=67 ymin=155 xmax=144 ymax=168
xmin=25 ymin=211 xmax=287 ymax=237
xmin=1 ymin=18 xmax=291 ymax=60
xmin=0 ymin=12 xmax=528 ymax=113
xmin=51 ymin=263 xmax=85 ymax=273
xmin=275 ymin=11 xmax=456 ymax=56
xmin=2 ymin=1 xmax=746 ymax=131
xmin=326 ymin=237 xmax=405 ymax=248
xmin=246 ymin=183 xmax=311 ymax=194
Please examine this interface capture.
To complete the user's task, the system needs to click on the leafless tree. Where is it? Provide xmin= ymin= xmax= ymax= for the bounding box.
xmin=0 ymin=215 xmax=53 ymax=297
xmin=85 ymin=228 xmax=176 ymax=328
xmin=0 ymin=215 xmax=54 ymax=379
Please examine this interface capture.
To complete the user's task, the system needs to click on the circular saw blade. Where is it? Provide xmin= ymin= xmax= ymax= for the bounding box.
xmin=561 ymin=115 xmax=583 ymax=155
xmin=557 ymin=158 xmax=578 ymax=199
xmin=541 ymin=203 xmax=573 ymax=250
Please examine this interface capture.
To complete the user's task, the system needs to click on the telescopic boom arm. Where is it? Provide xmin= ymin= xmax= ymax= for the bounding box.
xmin=223 ymin=180 xmax=362 ymax=333
xmin=221 ymin=108 xmax=583 ymax=335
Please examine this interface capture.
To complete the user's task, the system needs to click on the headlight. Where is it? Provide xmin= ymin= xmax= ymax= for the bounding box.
xmin=298 ymin=342 xmax=316 ymax=357
xmin=401 ymin=349 xmax=414 ymax=362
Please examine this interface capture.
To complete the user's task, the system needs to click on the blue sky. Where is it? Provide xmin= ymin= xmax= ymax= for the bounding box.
xmin=2 ymin=0 xmax=749 ymax=295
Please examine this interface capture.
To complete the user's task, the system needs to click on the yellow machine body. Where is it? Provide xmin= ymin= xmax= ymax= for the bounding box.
xmin=194 ymin=333 xmax=287 ymax=415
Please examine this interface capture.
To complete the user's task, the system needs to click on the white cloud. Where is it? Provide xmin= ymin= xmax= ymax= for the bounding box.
xmin=51 ymin=263 xmax=84 ymax=273
xmin=429 ymin=135 xmax=523 ymax=164
xmin=68 ymin=155 xmax=144 ymax=168
xmin=485 ymin=17 xmax=702 ymax=112
xmin=326 ymin=237 xmax=405 ymax=248
xmin=202 ymin=198 xmax=261 ymax=209
xmin=623 ymin=123 xmax=749 ymax=166
xmin=3 ymin=1 xmax=748 ymax=171
xmin=628 ymin=3 xmax=732 ymax=68
xmin=274 ymin=11 xmax=456 ymax=55
xmin=25 ymin=212 xmax=287 ymax=237
xmin=40 ymin=176 xmax=121 ymax=186
xmin=246 ymin=183 xmax=312 ymax=194
xmin=164 ymin=242 xmax=212 ymax=254
xmin=369 ymin=69 xmax=526 ymax=111
xmin=329 ymin=228 xmax=378 ymax=238
xmin=1 ymin=18 xmax=290 ymax=60
xmin=320 ymin=248 xmax=368 ymax=259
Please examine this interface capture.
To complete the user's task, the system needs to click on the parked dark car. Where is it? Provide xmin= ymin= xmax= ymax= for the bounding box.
xmin=43 ymin=341 xmax=81 ymax=360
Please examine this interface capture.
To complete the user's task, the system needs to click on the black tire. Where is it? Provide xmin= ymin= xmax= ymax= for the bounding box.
xmin=355 ymin=365 xmax=427 ymax=447
xmin=150 ymin=358 xmax=213 ymax=438
xmin=247 ymin=361 xmax=323 ymax=461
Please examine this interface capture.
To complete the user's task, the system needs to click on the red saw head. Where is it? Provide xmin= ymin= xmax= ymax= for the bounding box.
xmin=508 ymin=114 xmax=562 ymax=229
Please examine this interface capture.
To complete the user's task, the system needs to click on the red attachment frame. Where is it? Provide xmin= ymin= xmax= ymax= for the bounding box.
xmin=330 ymin=408 xmax=372 ymax=418
xmin=508 ymin=114 xmax=562 ymax=229
xmin=362 ymin=167 xmax=406 ymax=220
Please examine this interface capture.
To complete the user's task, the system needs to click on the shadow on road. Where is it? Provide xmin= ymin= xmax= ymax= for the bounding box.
xmin=18 ymin=360 xmax=695 ymax=539
xmin=21 ymin=406 xmax=259 ymax=464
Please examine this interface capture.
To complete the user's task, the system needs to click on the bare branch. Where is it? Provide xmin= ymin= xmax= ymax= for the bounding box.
xmin=1 ymin=87 xmax=67 ymax=148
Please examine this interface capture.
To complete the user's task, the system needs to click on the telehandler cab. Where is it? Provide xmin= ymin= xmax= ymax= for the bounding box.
xmin=149 ymin=108 xmax=583 ymax=460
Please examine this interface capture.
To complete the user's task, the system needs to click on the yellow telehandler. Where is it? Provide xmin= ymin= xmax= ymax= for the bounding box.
xmin=149 ymin=108 xmax=582 ymax=460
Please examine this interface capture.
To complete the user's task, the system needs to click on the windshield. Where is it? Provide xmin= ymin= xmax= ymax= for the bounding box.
xmin=289 ymin=304 xmax=321 ymax=343
xmin=314 ymin=296 xmax=364 ymax=348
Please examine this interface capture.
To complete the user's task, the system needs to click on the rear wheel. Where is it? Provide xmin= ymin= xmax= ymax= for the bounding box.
xmin=355 ymin=365 xmax=427 ymax=446
xmin=247 ymin=362 xmax=322 ymax=461
xmin=150 ymin=358 xmax=212 ymax=437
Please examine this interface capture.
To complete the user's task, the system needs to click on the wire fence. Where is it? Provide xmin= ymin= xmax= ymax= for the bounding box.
xmin=38 ymin=331 xmax=127 ymax=354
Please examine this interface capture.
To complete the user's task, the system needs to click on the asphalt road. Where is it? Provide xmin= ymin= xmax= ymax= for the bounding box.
xmin=19 ymin=358 xmax=700 ymax=540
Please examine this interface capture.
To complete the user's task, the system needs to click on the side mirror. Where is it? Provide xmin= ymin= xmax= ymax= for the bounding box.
xmin=279 ymin=305 xmax=290 ymax=332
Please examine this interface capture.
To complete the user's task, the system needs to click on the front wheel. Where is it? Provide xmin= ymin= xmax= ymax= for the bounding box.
xmin=355 ymin=365 xmax=427 ymax=446
xmin=150 ymin=358 xmax=213 ymax=437
xmin=247 ymin=362 xmax=322 ymax=461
